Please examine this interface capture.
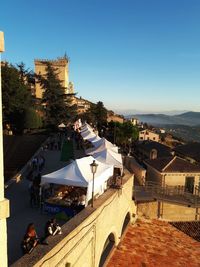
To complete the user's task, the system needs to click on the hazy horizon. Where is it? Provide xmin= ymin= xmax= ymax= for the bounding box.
xmin=1 ymin=0 xmax=200 ymax=111
xmin=113 ymin=109 xmax=197 ymax=116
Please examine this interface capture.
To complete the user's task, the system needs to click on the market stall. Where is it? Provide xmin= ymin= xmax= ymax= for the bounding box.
xmin=81 ymin=123 xmax=93 ymax=133
xmin=87 ymin=135 xmax=101 ymax=143
xmin=86 ymin=137 xmax=119 ymax=155
xmin=41 ymin=156 xmax=114 ymax=216
xmin=93 ymin=148 xmax=123 ymax=170
xmin=81 ymin=129 xmax=96 ymax=140
xmin=58 ymin=123 xmax=66 ymax=128
xmin=93 ymin=148 xmax=123 ymax=178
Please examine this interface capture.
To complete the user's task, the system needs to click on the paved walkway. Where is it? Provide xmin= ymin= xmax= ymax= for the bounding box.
xmin=6 ymin=147 xmax=71 ymax=265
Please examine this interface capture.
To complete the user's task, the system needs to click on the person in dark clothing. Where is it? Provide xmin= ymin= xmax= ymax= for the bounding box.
xmin=29 ymin=183 xmax=40 ymax=207
xmin=39 ymin=156 xmax=45 ymax=171
xmin=29 ymin=185 xmax=36 ymax=207
xmin=21 ymin=223 xmax=39 ymax=254
xmin=34 ymin=173 xmax=41 ymax=186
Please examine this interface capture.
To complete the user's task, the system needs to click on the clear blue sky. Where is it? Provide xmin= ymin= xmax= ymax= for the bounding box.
xmin=1 ymin=0 xmax=200 ymax=113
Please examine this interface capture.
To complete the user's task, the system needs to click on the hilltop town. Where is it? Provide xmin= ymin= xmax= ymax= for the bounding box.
xmin=1 ymin=33 xmax=200 ymax=267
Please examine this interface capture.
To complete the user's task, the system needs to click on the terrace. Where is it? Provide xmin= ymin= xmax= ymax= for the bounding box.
xmin=6 ymin=134 xmax=134 ymax=266
xmin=134 ymin=181 xmax=200 ymax=207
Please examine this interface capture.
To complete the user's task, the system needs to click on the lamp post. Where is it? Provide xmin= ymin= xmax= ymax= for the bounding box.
xmin=114 ymin=122 xmax=116 ymax=145
xmin=90 ymin=160 xmax=98 ymax=208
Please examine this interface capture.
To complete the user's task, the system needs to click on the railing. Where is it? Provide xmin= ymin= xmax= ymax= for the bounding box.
xmin=134 ymin=182 xmax=200 ymax=207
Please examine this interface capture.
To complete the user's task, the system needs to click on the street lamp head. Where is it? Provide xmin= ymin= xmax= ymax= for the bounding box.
xmin=90 ymin=160 xmax=98 ymax=174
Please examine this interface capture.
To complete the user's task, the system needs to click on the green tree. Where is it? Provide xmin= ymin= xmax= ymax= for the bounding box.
xmin=114 ymin=121 xmax=139 ymax=145
xmin=80 ymin=103 xmax=97 ymax=125
xmin=2 ymin=62 xmax=32 ymax=133
xmin=64 ymin=95 xmax=78 ymax=124
xmin=38 ymin=63 xmax=72 ymax=129
xmin=24 ymin=108 xmax=42 ymax=129
xmin=79 ymin=101 xmax=107 ymax=133
xmin=94 ymin=101 xmax=107 ymax=129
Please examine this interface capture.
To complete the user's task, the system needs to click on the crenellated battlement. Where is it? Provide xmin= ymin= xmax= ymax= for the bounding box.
xmin=34 ymin=55 xmax=70 ymax=98
xmin=34 ymin=56 xmax=69 ymax=65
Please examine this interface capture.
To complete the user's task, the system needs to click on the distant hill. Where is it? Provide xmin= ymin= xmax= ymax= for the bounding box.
xmin=126 ymin=112 xmax=200 ymax=126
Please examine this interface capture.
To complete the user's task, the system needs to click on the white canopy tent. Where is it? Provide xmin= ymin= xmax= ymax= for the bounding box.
xmin=58 ymin=123 xmax=66 ymax=128
xmin=93 ymin=149 xmax=123 ymax=170
xmin=41 ymin=156 xmax=114 ymax=205
xmin=87 ymin=135 xmax=101 ymax=142
xmin=86 ymin=138 xmax=118 ymax=155
xmin=81 ymin=130 xmax=96 ymax=140
xmin=81 ymin=123 xmax=93 ymax=133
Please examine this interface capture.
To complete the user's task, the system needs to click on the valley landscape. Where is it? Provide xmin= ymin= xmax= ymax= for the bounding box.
xmin=126 ymin=112 xmax=200 ymax=142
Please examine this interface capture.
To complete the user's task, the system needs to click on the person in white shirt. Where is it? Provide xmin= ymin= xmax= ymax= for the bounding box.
xmin=45 ymin=218 xmax=62 ymax=237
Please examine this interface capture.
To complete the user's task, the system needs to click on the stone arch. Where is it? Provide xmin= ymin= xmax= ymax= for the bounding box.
xmin=98 ymin=232 xmax=117 ymax=267
xmin=121 ymin=211 xmax=131 ymax=236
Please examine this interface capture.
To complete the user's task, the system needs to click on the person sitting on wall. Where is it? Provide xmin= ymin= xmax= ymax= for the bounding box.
xmin=21 ymin=223 xmax=39 ymax=254
xmin=77 ymin=194 xmax=86 ymax=212
xmin=45 ymin=218 xmax=62 ymax=237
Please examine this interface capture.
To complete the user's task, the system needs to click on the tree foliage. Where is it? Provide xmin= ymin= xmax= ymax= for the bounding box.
xmin=94 ymin=101 xmax=107 ymax=127
xmin=108 ymin=121 xmax=139 ymax=145
xmin=24 ymin=109 xmax=42 ymax=129
xmin=2 ymin=62 xmax=32 ymax=133
xmin=38 ymin=63 xmax=76 ymax=128
xmin=80 ymin=101 xmax=107 ymax=131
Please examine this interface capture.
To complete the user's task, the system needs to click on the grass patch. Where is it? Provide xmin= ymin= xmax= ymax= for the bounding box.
xmin=60 ymin=140 xmax=74 ymax=161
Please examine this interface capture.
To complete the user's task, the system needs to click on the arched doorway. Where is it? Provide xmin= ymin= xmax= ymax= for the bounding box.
xmin=121 ymin=212 xmax=131 ymax=236
xmin=98 ymin=233 xmax=115 ymax=267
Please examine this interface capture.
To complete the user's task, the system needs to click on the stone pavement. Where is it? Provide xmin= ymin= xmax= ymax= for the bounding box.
xmin=5 ymin=149 xmax=69 ymax=265
xmin=107 ymin=219 xmax=200 ymax=267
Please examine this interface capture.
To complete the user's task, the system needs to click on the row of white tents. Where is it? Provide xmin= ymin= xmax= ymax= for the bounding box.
xmin=41 ymin=123 xmax=123 ymax=206
xmin=81 ymin=123 xmax=122 ymax=170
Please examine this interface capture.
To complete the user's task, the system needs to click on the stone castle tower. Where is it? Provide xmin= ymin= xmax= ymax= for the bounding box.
xmin=34 ymin=56 xmax=74 ymax=99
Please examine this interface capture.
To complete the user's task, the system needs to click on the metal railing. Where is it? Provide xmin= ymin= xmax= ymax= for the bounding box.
xmin=134 ymin=182 xmax=200 ymax=207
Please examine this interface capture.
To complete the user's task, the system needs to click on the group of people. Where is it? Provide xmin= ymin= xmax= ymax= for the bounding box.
xmin=27 ymin=153 xmax=46 ymax=208
xmin=44 ymin=134 xmax=63 ymax=151
xmin=31 ymin=155 xmax=45 ymax=172
xmin=21 ymin=218 xmax=62 ymax=254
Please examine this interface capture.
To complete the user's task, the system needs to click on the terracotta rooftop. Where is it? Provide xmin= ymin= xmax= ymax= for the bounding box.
xmin=170 ymin=221 xmax=200 ymax=242
xmin=136 ymin=141 xmax=172 ymax=158
xmin=145 ymin=156 xmax=200 ymax=173
xmin=107 ymin=219 xmax=200 ymax=267
xmin=174 ymin=142 xmax=200 ymax=162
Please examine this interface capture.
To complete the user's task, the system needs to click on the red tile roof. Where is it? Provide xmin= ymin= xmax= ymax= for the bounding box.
xmin=145 ymin=156 xmax=200 ymax=173
xmin=107 ymin=219 xmax=200 ymax=267
xmin=137 ymin=141 xmax=172 ymax=158
xmin=174 ymin=143 xmax=200 ymax=162
xmin=170 ymin=221 xmax=200 ymax=242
